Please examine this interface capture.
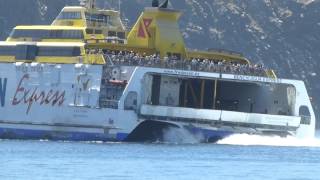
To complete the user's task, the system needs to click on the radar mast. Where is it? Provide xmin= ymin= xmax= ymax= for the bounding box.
xmin=79 ymin=0 xmax=96 ymax=9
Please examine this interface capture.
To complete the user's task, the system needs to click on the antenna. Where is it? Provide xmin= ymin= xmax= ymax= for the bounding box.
xmin=79 ymin=0 xmax=96 ymax=9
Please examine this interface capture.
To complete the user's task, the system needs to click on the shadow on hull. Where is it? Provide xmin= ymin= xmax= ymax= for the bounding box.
xmin=125 ymin=120 xmax=230 ymax=143
xmin=125 ymin=120 xmax=179 ymax=142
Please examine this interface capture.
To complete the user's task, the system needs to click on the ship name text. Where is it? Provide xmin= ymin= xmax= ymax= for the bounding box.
xmin=12 ymin=74 xmax=66 ymax=114
xmin=163 ymin=70 xmax=200 ymax=77
xmin=234 ymin=75 xmax=282 ymax=83
xmin=0 ymin=78 xmax=7 ymax=107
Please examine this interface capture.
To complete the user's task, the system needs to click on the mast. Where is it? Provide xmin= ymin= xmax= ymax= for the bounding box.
xmin=79 ymin=0 xmax=96 ymax=9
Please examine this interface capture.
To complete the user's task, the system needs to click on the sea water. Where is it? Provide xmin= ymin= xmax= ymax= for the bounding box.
xmin=0 ymin=132 xmax=320 ymax=180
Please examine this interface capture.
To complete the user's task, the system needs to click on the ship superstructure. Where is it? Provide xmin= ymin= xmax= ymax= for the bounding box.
xmin=0 ymin=0 xmax=315 ymax=142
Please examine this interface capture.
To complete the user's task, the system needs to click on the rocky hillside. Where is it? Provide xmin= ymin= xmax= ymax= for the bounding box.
xmin=0 ymin=0 xmax=319 ymax=127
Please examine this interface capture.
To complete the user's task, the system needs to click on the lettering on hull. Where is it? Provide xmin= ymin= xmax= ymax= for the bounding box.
xmin=0 ymin=78 xmax=7 ymax=107
xmin=12 ymin=74 xmax=66 ymax=114
xmin=234 ymin=75 xmax=282 ymax=83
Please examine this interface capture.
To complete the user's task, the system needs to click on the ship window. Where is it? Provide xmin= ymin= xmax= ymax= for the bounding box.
xmin=108 ymin=31 xmax=116 ymax=37
xmin=15 ymin=45 xmax=37 ymax=60
xmin=11 ymin=29 xmax=84 ymax=39
xmin=37 ymin=47 xmax=81 ymax=57
xmin=124 ymin=91 xmax=138 ymax=110
xmin=0 ymin=46 xmax=16 ymax=56
xmin=95 ymin=29 xmax=102 ymax=34
xmin=86 ymin=29 xmax=94 ymax=34
xmin=10 ymin=29 xmax=49 ymax=39
xmin=299 ymin=106 xmax=311 ymax=125
xmin=60 ymin=30 xmax=84 ymax=39
xmin=58 ymin=12 xmax=82 ymax=19
xmin=117 ymin=32 xmax=125 ymax=39
xmin=85 ymin=13 xmax=110 ymax=24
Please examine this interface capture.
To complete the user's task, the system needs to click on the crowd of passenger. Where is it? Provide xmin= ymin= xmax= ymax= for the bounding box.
xmin=91 ymin=49 xmax=268 ymax=77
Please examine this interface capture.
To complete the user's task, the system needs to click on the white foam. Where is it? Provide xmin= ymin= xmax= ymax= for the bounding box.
xmin=163 ymin=127 xmax=204 ymax=144
xmin=217 ymin=132 xmax=320 ymax=147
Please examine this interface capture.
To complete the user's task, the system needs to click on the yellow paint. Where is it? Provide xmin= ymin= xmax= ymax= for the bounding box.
xmin=0 ymin=56 xmax=15 ymax=62
xmin=0 ymin=2 xmax=277 ymax=76
xmin=127 ymin=8 xmax=186 ymax=58
xmin=52 ymin=19 xmax=86 ymax=27
xmin=35 ymin=55 xmax=104 ymax=65
xmin=36 ymin=57 xmax=82 ymax=64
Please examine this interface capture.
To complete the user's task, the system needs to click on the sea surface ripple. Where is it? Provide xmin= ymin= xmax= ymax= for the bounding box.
xmin=0 ymin=132 xmax=320 ymax=180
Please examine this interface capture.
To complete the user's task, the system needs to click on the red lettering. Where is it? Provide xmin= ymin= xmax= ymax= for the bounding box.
xmin=143 ymin=18 xmax=153 ymax=37
xmin=12 ymin=74 xmax=66 ymax=114
xmin=12 ymin=74 xmax=29 ymax=105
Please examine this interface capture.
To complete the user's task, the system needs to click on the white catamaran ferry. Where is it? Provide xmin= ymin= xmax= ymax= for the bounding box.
xmin=0 ymin=0 xmax=315 ymax=142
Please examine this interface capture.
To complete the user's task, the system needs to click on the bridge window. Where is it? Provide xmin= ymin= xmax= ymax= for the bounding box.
xmin=58 ymin=12 xmax=82 ymax=19
xmin=38 ymin=47 xmax=81 ymax=57
xmin=299 ymin=106 xmax=311 ymax=125
xmin=85 ymin=13 xmax=110 ymax=24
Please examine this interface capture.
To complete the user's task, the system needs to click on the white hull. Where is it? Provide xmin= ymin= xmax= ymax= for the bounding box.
xmin=0 ymin=63 xmax=316 ymax=142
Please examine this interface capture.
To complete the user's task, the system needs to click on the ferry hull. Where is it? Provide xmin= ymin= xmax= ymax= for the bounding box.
xmin=0 ymin=63 xmax=316 ymax=142
xmin=0 ymin=122 xmax=234 ymax=143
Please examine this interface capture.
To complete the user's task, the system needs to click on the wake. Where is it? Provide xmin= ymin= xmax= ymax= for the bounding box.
xmin=217 ymin=132 xmax=320 ymax=147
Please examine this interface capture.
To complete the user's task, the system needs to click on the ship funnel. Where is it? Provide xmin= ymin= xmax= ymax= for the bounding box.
xmin=127 ymin=3 xmax=186 ymax=58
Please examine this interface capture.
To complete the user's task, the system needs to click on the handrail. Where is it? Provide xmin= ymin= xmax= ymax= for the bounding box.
xmin=104 ymin=54 xmax=270 ymax=77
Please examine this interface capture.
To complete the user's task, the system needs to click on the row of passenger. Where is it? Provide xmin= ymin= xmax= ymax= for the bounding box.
xmin=93 ymin=50 xmax=268 ymax=77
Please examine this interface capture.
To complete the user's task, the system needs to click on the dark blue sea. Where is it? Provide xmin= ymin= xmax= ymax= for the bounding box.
xmin=1 ymin=132 xmax=320 ymax=180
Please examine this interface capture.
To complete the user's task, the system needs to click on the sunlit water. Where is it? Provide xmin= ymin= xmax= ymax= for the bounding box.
xmin=1 ymin=132 xmax=320 ymax=180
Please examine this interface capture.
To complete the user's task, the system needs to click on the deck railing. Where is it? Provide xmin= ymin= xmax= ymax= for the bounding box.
xmin=103 ymin=53 xmax=270 ymax=77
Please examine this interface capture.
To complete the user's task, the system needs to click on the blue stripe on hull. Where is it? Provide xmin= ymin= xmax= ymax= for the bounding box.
xmin=0 ymin=127 xmax=128 ymax=142
xmin=0 ymin=126 xmax=232 ymax=143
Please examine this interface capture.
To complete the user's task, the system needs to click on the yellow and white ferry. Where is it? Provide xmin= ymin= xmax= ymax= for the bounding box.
xmin=0 ymin=0 xmax=315 ymax=142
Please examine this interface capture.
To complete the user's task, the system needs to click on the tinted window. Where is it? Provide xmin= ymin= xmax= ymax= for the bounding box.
xmin=15 ymin=45 xmax=37 ymax=60
xmin=299 ymin=106 xmax=311 ymax=116
xmin=85 ymin=13 xmax=110 ymax=24
xmin=95 ymin=29 xmax=102 ymax=34
xmin=60 ymin=30 xmax=83 ymax=39
xmin=0 ymin=46 xmax=16 ymax=56
xmin=58 ymin=12 xmax=81 ymax=19
xmin=11 ymin=29 xmax=84 ymax=39
xmin=299 ymin=106 xmax=311 ymax=125
xmin=10 ymin=29 xmax=49 ymax=39
xmin=38 ymin=47 xmax=81 ymax=57
xmin=108 ymin=31 xmax=116 ymax=37
xmin=117 ymin=32 xmax=125 ymax=39
xmin=86 ymin=29 xmax=94 ymax=34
